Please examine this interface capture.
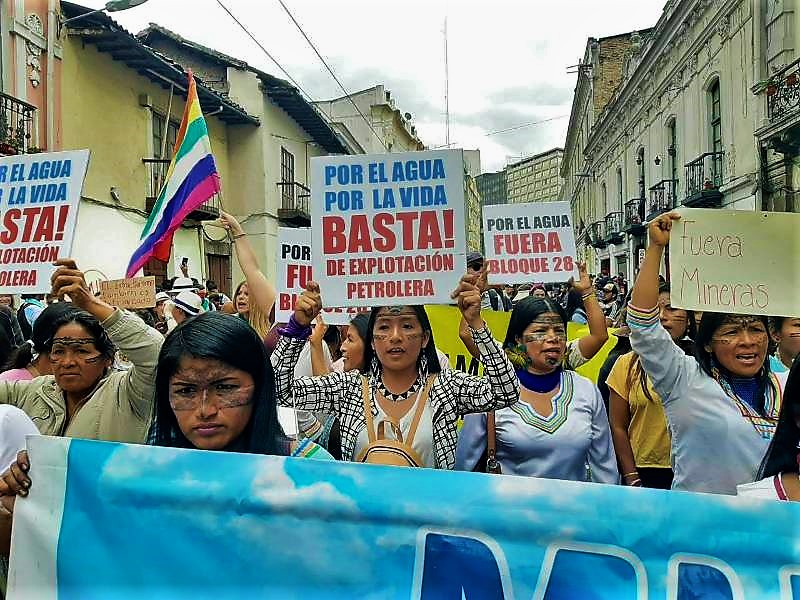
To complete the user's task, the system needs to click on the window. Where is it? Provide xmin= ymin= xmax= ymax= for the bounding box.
xmin=280 ymin=147 xmax=295 ymax=206
xmin=281 ymin=147 xmax=295 ymax=184
xmin=616 ymin=167 xmax=623 ymax=210
xmin=152 ymin=112 xmax=179 ymax=159
xmin=709 ymin=80 xmax=722 ymax=154
xmin=667 ymin=119 xmax=679 ymax=198
xmin=601 ymin=182 xmax=608 ymax=215
xmin=637 ymin=148 xmax=646 ymax=199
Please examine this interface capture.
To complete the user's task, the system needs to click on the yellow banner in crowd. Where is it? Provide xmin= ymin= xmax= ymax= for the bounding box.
xmin=425 ymin=305 xmax=617 ymax=383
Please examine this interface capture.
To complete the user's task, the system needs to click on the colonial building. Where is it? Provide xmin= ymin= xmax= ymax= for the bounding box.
xmin=60 ymin=3 xmax=260 ymax=293
xmin=506 ymin=148 xmax=563 ymax=204
xmin=314 ymin=85 xmax=425 ymax=154
xmin=562 ymin=0 xmax=773 ymax=280
xmin=135 ymin=23 xmax=351 ymax=288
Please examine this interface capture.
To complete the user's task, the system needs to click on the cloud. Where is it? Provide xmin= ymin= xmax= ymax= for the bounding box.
xmin=251 ymin=459 xmax=357 ymax=513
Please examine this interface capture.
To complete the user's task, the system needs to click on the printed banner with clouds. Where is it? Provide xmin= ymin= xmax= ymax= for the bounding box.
xmin=7 ymin=436 xmax=800 ymax=599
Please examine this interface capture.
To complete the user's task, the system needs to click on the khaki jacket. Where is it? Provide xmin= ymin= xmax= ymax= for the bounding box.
xmin=0 ymin=309 xmax=162 ymax=444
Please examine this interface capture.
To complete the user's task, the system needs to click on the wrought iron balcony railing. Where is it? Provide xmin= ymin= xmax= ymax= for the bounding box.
xmin=603 ymin=211 xmax=624 ymax=244
xmin=684 ymin=152 xmax=724 ymax=207
xmin=0 ymin=91 xmax=36 ymax=155
xmin=589 ymin=220 xmax=606 ymax=248
xmin=623 ymin=198 xmax=646 ymax=235
xmin=142 ymin=158 xmax=220 ymax=220
xmin=648 ymin=179 xmax=678 ymax=220
xmin=277 ymin=181 xmax=312 ymax=225
xmin=767 ymin=58 xmax=800 ymax=123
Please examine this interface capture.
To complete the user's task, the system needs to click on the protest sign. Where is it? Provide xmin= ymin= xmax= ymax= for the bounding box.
xmin=424 ymin=304 xmax=614 ymax=382
xmin=98 ymin=276 xmax=156 ymax=309
xmin=483 ymin=201 xmax=578 ymax=285
xmin=276 ymin=227 xmax=367 ymax=325
xmin=10 ymin=436 xmax=800 ymax=599
xmin=669 ymin=208 xmax=800 ymax=317
xmin=0 ymin=150 xmax=90 ymax=294
xmin=310 ymin=150 xmax=466 ymax=308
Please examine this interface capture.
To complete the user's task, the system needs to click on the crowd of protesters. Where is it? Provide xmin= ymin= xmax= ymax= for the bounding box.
xmin=0 ymin=210 xmax=798 ymax=594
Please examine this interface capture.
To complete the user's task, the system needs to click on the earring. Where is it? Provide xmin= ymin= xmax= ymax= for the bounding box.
xmin=370 ymin=355 xmax=380 ymax=386
xmin=419 ymin=353 xmax=428 ymax=381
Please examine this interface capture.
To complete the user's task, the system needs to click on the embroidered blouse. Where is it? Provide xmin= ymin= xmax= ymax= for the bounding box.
xmin=455 ymin=370 xmax=619 ymax=483
xmin=271 ymin=326 xmax=520 ymax=469
xmin=628 ymin=303 xmax=787 ymax=495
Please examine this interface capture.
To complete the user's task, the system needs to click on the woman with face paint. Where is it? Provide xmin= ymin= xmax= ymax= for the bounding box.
xmin=271 ymin=273 xmax=520 ymax=469
xmin=455 ymin=296 xmax=619 ymax=483
xmin=628 ymin=213 xmax=787 ymax=495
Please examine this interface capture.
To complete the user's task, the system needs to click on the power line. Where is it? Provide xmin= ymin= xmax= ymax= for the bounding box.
xmin=274 ymin=0 xmax=388 ymax=151
xmin=214 ymin=0 xmax=316 ymax=106
xmin=485 ymin=115 xmax=568 ymax=137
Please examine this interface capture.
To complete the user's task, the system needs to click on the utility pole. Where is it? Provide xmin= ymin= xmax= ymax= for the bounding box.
xmin=444 ymin=17 xmax=450 ymax=148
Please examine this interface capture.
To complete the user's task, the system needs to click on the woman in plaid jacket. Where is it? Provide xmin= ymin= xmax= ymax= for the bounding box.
xmin=271 ymin=273 xmax=520 ymax=469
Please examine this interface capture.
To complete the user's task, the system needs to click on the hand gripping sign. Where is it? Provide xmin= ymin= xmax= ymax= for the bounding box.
xmin=310 ymin=150 xmax=466 ymax=308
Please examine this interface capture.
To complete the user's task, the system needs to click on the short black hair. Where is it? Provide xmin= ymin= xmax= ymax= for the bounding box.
xmin=503 ymin=296 xmax=568 ymax=350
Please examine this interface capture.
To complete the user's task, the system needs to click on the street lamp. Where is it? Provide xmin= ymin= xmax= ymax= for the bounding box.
xmin=62 ymin=0 xmax=150 ymax=27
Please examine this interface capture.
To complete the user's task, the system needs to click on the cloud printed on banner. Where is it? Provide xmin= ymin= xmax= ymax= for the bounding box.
xmin=53 ymin=439 xmax=800 ymax=600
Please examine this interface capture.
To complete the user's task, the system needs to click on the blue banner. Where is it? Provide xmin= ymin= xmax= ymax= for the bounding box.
xmin=8 ymin=436 xmax=800 ymax=599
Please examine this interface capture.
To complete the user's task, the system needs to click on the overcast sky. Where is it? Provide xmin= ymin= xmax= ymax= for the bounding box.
xmin=79 ymin=0 xmax=665 ymax=172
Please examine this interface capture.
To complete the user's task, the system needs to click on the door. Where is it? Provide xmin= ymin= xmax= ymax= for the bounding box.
xmin=206 ymin=253 xmax=232 ymax=297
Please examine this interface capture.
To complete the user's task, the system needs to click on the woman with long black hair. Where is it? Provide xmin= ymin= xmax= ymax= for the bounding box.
xmin=628 ymin=213 xmax=787 ymax=494
xmin=271 ymin=274 xmax=519 ymax=469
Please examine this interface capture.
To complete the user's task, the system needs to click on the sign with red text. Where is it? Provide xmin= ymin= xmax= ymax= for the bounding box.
xmin=276 ymin=227 xmax=367 ymax=325
xmin=669 ymin=208 xmax=800 ymax=317
xmin=483 ymin=201 xmax=578 ymax=285
xmin=0 ymin=150 xmax=90 ymax=293
xmin=310 ymin=150 xmax=466 ymax=307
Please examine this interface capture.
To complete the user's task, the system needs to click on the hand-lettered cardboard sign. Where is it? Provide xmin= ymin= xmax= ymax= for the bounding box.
xmin=0 ymin=150 xmax=90 ymax=293
xmin=669 ymin=208 xmax=800 ymax=317
xmin=310 ymin=150 xmax=466 ymax=307
xmin=99 ymin=277 xmax=156 ymax=309
xmin=483 ymin=201 xmax=578 ymax=285
xmin=275 ymin=227 xmax=366 ymax=325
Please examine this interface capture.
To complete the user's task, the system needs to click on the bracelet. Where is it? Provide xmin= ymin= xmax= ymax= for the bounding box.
xmin=623 ymin=471 xmax=639 ymax=478
xmin=231 ymin=232 xmax=247 ymax=241
xmin=626 ymin=479 xmax=642 ymax=487
xmin=581 ymin=291 xmax=595 ymax=301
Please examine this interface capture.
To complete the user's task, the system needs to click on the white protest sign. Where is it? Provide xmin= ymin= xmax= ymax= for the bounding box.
xmin=311 ymin=150 xmax=466 ymax=307
xmin=275 ymin=227 xmax=366 ymax=325
xmin=0 ymin=150 xmax=90 ymax=293
xmin=483 ymin=201 xmax=578 ymax=285
xmin=669 ymin=208 xmax=800 ymax=317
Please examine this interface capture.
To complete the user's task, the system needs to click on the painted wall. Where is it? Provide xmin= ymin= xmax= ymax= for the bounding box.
xmin=60 ymin=36 xmax=231 ymax=281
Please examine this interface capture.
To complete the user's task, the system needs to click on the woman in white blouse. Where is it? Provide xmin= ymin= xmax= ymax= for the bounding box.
xmin=629 ymin=213 xmax=787 ymax=495
xmin=455 ymin=295 xmax=618 ymax=483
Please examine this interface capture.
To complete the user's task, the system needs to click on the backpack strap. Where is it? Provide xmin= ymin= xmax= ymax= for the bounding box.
xmin=404 ymin=375 xmax=436 ymax=448
xmin=361 ymin=376 xmax=377 ymax=444
xmin=486 ymin=411 xmax=501 ymax=473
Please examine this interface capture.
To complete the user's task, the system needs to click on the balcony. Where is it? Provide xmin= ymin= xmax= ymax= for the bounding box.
xmin=623 ymin=198 xmax=646 ymax=236
xmin=0 ymin=92 xmax=36 ymax=155
xmin=143 ymin=158 xmax=221 ymax=221
xmin=767 ymin=58 xmax=800 ymax=124
xmin=603 ymin=211 xmax=624 ymax=245
xmin=647 ymin=179 xmax=678 ymax=220
xmin=684 ymin=152 xmax=724 ymax=207
xmin=277 ymin=181 xmax=311 ymax=226
xmin=589 ymin=221 xmax=607 ymax=249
